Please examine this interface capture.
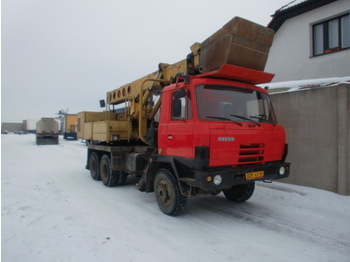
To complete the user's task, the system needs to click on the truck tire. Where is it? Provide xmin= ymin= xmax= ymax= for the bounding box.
xmin=89 ymin=152 xmax=101 ymax=181
xmin=100 ymin=155 xmax=118 ymax=187
xmin=154 ymin=168 xmax=187 ymax=216
xmin=223 ymin=182 xmax=255 ymax=202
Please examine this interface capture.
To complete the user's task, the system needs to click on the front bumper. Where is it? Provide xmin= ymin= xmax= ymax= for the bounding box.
xmin=185 ymin=161 xmax=290 ymax=191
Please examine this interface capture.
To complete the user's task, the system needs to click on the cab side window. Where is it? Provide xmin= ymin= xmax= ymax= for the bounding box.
xmin=172 ymin=89 xmax=192 ymax=120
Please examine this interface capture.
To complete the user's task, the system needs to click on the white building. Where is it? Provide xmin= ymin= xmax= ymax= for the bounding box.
xmin=265 ymin=0 xmax=350 ymax=82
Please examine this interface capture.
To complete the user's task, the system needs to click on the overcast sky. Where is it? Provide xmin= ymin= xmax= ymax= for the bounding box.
xmin=2 ymin=0 xmax=292 ymax=123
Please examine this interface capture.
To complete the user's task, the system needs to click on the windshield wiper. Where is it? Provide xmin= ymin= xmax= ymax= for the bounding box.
xmin=250 ymin=114 xmax=276 ymax=126
xmin=206 ymin=116 xmax=243 ymax=126
xmin=230 ymin=114 xmax=261 ymax=127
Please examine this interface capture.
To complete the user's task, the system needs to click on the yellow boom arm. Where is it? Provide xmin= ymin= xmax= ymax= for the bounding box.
xmin=78 ymin=17 xmax=274 ymax=143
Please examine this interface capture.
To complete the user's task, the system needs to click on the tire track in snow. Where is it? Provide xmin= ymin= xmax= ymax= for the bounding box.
xmin=187 ymin=191 xmax=350 ymax=256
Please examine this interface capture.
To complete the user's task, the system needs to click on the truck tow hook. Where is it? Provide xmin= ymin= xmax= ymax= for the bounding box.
xmin=263 ymin=179 xmax=273 ymax=183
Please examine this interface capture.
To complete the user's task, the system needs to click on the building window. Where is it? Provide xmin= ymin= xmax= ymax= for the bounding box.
xmin=312 ymin=13 xmax=350 ymax=56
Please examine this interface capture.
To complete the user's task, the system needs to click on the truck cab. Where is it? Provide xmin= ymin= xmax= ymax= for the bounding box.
xmin=160 ymin=67 xmax=286 ymax=165
xmin=152 ymin=64 xmax=290 ymax=194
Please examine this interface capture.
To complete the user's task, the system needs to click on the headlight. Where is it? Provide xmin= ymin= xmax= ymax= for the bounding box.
xmin=279 ymin=166 xmax=285 ymax=175
xmin=213 ymin=175 xmax=222 ymax=185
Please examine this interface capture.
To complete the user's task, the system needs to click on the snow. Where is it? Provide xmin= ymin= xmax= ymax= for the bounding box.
xmin=274 ymin=0 xmax=309 ymax=13
xmin=258 ymin=76 xmax=350 ymax=94
xmin=2 ymin=134 xmax=350 ymax=262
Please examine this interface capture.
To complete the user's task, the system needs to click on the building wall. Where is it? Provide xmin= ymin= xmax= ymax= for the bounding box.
xmin=1 ymin=123 xmax=24 ymax=132
xmin=270 ymin=84 xmax=349 ymax=195
xmin=265 ymin=0 xmax=350 ymax=82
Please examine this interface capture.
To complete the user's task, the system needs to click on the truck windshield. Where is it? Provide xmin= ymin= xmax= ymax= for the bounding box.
xmin=196 ymin=85 xmax=277 ymax=124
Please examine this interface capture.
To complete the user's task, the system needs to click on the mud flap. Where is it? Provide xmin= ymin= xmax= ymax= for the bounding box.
xmin=136 ymin=173 xmax=146 ymax=192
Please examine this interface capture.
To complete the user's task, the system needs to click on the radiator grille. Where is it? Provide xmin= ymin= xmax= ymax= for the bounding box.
xmin=239 ymin=143 xmax=265 ymax=164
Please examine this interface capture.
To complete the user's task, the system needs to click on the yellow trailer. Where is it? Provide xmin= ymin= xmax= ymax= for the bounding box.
xmin=63 ymin=114 xmax=78 ymax=140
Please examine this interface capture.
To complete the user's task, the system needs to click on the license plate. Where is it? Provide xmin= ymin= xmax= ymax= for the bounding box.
xmin=245 ymin=171 xmax=264 ymax=180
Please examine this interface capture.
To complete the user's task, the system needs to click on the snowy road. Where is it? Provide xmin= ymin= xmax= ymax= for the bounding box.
xmin=2 ymin=134 xmax=350 ymax=262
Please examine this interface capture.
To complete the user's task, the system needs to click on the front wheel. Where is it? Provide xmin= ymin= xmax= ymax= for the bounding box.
xmin=154 ymin=169 xmax=187 ymax=216
xmin=223 ymin=182 xmax=255 ymax=202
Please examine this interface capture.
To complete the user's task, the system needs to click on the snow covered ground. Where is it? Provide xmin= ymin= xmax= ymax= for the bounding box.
xmin=2 ymin=134 xmax=350 ymax=262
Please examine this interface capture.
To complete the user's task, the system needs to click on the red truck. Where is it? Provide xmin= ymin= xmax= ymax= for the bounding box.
xmin=78 ymin=17 xmax=290 ymax=216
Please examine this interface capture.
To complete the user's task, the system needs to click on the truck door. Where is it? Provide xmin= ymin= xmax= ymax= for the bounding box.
xmin=163 ymin=89 xmax=194 ymax=158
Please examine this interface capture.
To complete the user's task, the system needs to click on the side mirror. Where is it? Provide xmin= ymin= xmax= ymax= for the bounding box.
xmin=175 ymin=88 xmax=187 ymax=99
xmin=99 ymin=99 xmax=106 ymax=108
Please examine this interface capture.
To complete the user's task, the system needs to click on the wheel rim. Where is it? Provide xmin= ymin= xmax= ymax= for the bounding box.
xmin=156 ymin=179 xmax=173 ymax=207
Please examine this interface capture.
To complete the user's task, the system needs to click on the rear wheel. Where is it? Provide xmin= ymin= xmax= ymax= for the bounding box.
xmin=223 ymin=182 xmax=255 ymax=202
xmin=100 ymin=155 xmax=118 ymax=187
xmin=99 ymin=155 xmax=127 ymax=187
xmin=89 ymin=152 xmax=100 ymax=181
xmin=154 ymin=169 xmax=187 ymax=216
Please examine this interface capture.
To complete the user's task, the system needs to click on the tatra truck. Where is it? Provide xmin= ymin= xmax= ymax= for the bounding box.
xmin=36 ymin=118 xmax=59 ymax=145
xmin=78 ymin=17 xmax=290 ymax=216
xmin=63 ymin=114 xmax=78 ymax=140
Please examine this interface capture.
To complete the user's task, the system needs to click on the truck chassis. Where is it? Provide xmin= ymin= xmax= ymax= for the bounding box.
xmin=86 ymin=144 xmax=290 ymax=216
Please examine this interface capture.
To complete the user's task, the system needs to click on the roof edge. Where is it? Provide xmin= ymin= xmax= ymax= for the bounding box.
xmin=268 ymin=0 xmax=338 ymax=32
